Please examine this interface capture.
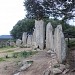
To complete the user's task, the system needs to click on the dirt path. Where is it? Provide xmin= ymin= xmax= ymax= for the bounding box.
xmin=0 ymin=48 xmax=75 ymax=75
xmin=0 ymin=49 xmax=51 ymax=75
xmin=20 ymin=50 xmax=51 ymax=75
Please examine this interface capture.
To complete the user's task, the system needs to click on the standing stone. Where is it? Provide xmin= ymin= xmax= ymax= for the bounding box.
xmin=22 ymin=32 xmax=27 ymax=46
xmin=46 ymin=22 xmax=54 ymax=50
xmin=16 ymin=39 xmax=22 ymax=47
xmin=35 ymin=20 xmax=45 ymax=49
xmin=54 ymin=25 xmax=66 ymax=63
xmin=32 ymin=29 xmax=37 ymax=47
xmin=10 ymin=41 xmax=15 ymax=47
xmin=27 ymin=35 xmax=32 ymax=47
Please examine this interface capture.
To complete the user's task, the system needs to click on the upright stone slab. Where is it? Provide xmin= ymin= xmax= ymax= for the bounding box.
xmin=46 ymin=22 xmax=54 ymax=50
xmin=35 ymin=20 xmax=45 ymax=49
xmin=16 ymin=39 xmax=22 ymax=47
xmin=32 ymin=29 xmax=37 ymax=47
xmin=22 ymin=32 xmax=27 ymax=46
xmin=54 ymin=25 xmax=66 ymax=63
xmin=27 ymin=35 xmax=32 ymax=47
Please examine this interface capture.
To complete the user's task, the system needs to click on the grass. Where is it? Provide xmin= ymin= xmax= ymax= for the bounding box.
xmin=66 ymin=39 xmax=75 ymax=48
xmin=12 ymin=51 xmax=38 ymax=58
xmin=0 ymin=57 xmax=5 ymax=62
xmin=0 ymin=50 xmax=38 ymax=62
xmin=0 ymin=46 xmax=16 ymax=51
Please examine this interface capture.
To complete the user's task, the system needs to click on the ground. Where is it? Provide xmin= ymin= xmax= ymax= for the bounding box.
xmin=0 ymin=47 xmax=75 ymax=75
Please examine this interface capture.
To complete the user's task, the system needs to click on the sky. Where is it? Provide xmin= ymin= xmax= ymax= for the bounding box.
xmin=0 ymin=0 xmax=75 ymax=35
xmin=0 ymin=0 xmax=26 ymax=35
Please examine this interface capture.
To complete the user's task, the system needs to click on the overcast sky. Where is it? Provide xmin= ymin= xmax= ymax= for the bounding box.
xmin=0 ymin=0 xmax=26 ymax=35
xmin=0 ymin=0 xmax=75 ymax=35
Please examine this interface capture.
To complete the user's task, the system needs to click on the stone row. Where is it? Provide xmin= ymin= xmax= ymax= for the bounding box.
xmin=16 ymin=20 xmax=66 ymax=63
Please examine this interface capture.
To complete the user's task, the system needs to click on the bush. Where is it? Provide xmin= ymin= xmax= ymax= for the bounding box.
xmin=0 ymin=58 xmax=5 ymax=62
xmin=67 ymin=39 xmax=75 ymax=48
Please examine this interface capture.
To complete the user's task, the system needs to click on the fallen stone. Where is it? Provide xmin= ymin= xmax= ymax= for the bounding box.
xmin=19 ymin=63 xmax=31 ymax=71
xmin=14 ymin=72 xmax=20 ymax=75
xmin=44 ymin=69 xmax=51 ymax=75
xmin=51 ymin=68 xmax=62 ymax=74
xmin=59 ymin=64 xmax=66 ymax=71
xmin=62 ymin=69 xmax=69 ymax=74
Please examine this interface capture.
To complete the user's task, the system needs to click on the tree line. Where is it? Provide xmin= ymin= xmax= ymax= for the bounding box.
xmin=10 ymin=0 xmax=75 ymax=39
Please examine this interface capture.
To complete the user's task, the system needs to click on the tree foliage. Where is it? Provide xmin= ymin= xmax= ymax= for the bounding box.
xmin=10 ymin=18 xmax=75 ymax=39
xmin=10 ymin=19 xmax=35 ymax=39
xmin=24 ymin=0 xmax=75 ymax=21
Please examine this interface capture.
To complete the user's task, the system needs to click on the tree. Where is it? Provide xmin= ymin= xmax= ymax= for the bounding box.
xmin=10 ymin=18 xmax=35 ymax=39
xmin=24 ymin=0 xmax=48 ymax=20
xmin=24 ymin=0 xmax=75 ymax=22
xmin=11 ymin=18 xmax=75 ymax=39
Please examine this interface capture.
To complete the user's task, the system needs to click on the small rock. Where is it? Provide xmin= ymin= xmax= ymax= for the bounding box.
xmin=19 ymin=63 xmax=31 ymax=71
xmin=14 ymin=72 xmax=20 ymax=75
xmin=62 ymin=69 xmax=69 ymax=74
xmin=44 ymin=69 xmax=51 ymax=75
xmin=47 ymin=50 xmax=55 ymax=54
xmin=22 ymin=60 xmax=28 ymax=65
xmin=51 ymin=59 xmax=58 ymax=67
xmin=51 ymin=68 xmax=62 ymax=74
xmin=65 ymin=64 xmax=70 ymax=69
xmin=59 ymin=64 xmax=65 ymax=71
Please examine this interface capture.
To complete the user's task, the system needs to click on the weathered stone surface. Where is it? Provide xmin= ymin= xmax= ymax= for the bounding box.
xmin=22 ymin=32 xmax=27 ymax=46
xmin=14 ymin=72 xmax=20 ymax=75
xmin=10 ymin=41 xmax=15 ymax=47
xmin=27 ymin=35 xmax=32 ymax=47
xmin=20 ymin=63 xmax=31 ymax=71
xmin=35 ymin=20 xmax=45 ymax=49
xmin=46 ymin=22 xmax=53 ymax=50
xmin=54 ymin=25 xmax=66 ymax=63
xmin=16 ymin=39 xmax=22 ymax=47
xmin=51 ymin=67 xmax=62 ymax=74
xmin=32 ymin=29 xmax=37 ymax=48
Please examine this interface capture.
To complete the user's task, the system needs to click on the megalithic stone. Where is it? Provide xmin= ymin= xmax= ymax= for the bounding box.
xmin=35 ymin=20 xmax=45 ymax=49
xmin=16 ymin=39 xmax=22 ymax=47
xmin=22 ymin=32 xmax=27 ymax=46
xmin=32 ymin=29 xmax=37 ymax=47
xmin=54 ymin=25 xmax=66 ymax=63
xmin=46 ymin=22 xmax=54 ymax=50
xmin=27 ymin=34 xmax=32 ymax=47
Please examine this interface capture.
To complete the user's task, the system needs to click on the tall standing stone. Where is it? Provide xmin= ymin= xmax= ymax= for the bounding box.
xmin=35 ymin=20 xmax=45 ymax=49
xmin=16 ymin=39 xmax=22 ymax=47
xmin=22 ymin=32 xmax=27 ymax=46
xmin=27 ymin=35 xmax=32 ymax=47
xmin=54 ymin=25 xmax=66 ymax=63
xmin=32 ymin=29 xmax=37 ymax=47
xmin=46 ymin=22 xmax=54 ymax=50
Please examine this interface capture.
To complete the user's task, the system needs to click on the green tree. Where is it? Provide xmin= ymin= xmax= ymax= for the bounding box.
xmin=10 ymin=18 xmax=35 ymax=39
xmin=11 ymin=18 xmax=75 ymax=39
xmin=24 ymin=0 xmax=75 ymax=22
